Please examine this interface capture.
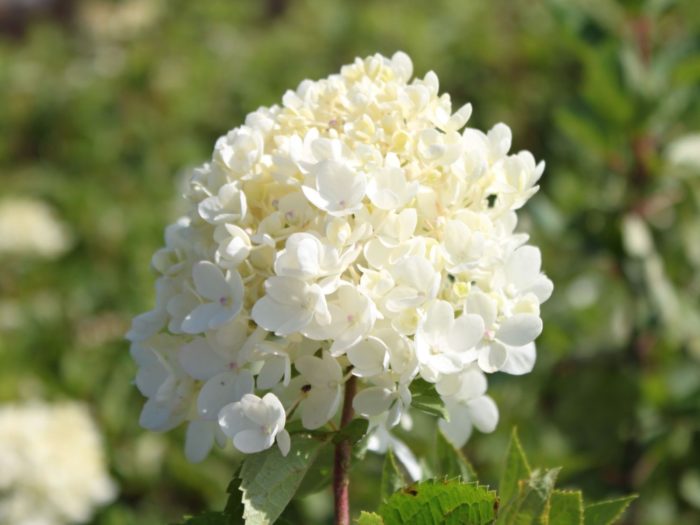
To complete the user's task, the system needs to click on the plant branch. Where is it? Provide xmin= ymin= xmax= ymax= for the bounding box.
xmin=333 ymin=375 xmax=357 ymax=525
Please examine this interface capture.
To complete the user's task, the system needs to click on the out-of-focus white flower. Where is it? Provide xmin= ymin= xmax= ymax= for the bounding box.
xmin=0 ymin=401 xmax=116 ymax=525
xmin=129 ymin=51 xmax=551 ymax=460
xmin=0 ymin=197 xmax=72 ymax=259
xmin=219 ymin=393 xmax=290 ymax=456
xmin=667 ymin=133 xmax=700 ymax=169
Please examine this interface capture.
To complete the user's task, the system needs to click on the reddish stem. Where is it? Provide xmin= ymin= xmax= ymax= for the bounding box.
xmin=333 ymin=375 xmax=357 ymax=525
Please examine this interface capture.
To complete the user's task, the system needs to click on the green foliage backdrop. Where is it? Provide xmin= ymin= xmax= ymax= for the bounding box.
xmin=0 ymin=0 xmax=698 ymax=523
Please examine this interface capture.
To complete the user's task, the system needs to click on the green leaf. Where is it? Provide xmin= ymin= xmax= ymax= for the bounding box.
xmin=223 ymin=470 xmax=244 ymax=521
xmin=295 ymin=442 xmax=334 ymax=497
xmin=496 ymin=467 xmax=559 ymax=525
xmin=584 ymin=496 xmax=637 ymax=525
xmin=435 ymin=430 xmax=477 ymax=481
xmin=409 ymin=378 xmax=448 ymax=419
xmin=381 ymin=449 xmax=409 ymax=502
xmin=176 ymin=511 xmax=231 ymax=524
xmin=357 ymin=511 xmax=385 ymax=525
xmin=333 ymin=418 xmax=369 ymax=445
xmin=237 ymin=434 xmax=324 ymax=525
xmin=498 ymin=428 xmax=531 ymax=506
xmin=548 ymin=490 xmax=584 ymax=525
xmin=378 ymin=479 xmax=497 ymax=525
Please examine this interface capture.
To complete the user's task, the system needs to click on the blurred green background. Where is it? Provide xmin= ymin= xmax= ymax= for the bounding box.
xmin=1 ymin=0 xmax=699 ymax=523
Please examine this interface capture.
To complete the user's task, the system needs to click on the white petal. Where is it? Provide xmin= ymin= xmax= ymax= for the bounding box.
xmin=185 ymin=420 xmax=215 ymax=463
xmin=353 ymin=387 xmax=394 ymax=417
xmin=447 ymin=314 xmax=484 ymax=352
xmin=261 ymin=392 xmax=287 ymax=428
xmin=456 ymin=368 xmax=488 ymax=401
xmin=193 ymin=261 xmax=227 ymax=301
xmin=501 ymin=342 xmax=536 ymax=376
xmin=391 ymin=438 xmax=422 ymax=482
xmin=466 ymin=396 xmax=499 ymax=433
xmin=126 ymin=309 xmax=166 ymax=342
xmin=439 ymin=402 xmax=473 ymax=448
xmin=301 ymin=387 xmax=340 ymax=429
xmin=466 ymin=292 xmax=497 ymax=329
xmin=347 ymin=337 xmax=388 ymax=377
xmin=179 ymin=338 xmax=227 ymax=381
xmin=257 ymin=357 xmax=286 ymax=389
xmin=181 ymin=303 xmax=222 ymax=334
xmin=506 ymin=246 xmax=542 ymax=291
xmin=422 ymin=300 xmax=454 ymax=338
xmin=252 ymin=296 xmax=312 ymax=336
xmin=240 ymin=393 xmax=273 ymax=426
xmin=445 ymin=103 xmax=472 ymax=132
xmin=277 ymin=429 xmax=291 ymax=457
xmin=198 ymin=371 xmax=254 ymax=418
xmin=529 ymin=276 xmax=554 ymax=303
xmin=218 ymin=402 xmax=256 ymax=438
xmin=139 ymin=399 xmax=183 ymax=432
xmin=234 ymin=429 xmax=275 ymax=454
xmin=497 ymin=314 xmax=543 ymax=346
xmin=478 ymin=343 xmax=507 ymax=373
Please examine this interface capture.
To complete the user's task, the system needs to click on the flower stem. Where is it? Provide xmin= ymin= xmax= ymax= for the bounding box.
xmin=333 ymin=375 xmax=357 ymax=525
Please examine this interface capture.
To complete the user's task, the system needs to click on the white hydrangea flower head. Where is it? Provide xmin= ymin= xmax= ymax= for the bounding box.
xmin=0 ymin=401 xmax=116 ymax=525
xmin=0 ymin=197 xmax=73 ymax=259
xmin=128 ymin=51 xmax=552 ymax=459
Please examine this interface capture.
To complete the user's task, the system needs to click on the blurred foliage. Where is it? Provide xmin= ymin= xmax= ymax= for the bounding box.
xmin=0 ymin=0 xmax=698 ymax=523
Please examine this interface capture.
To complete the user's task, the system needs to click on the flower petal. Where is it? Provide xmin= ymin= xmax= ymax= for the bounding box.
xmin=185 ymin=420 xmax=215 ymax=463
xmin=466 ymin=396 xmax=499 ymax=433
xmin=276 ymin=429 xmax=291 ymax=457
xmin=501 ymin=342 xmax=536 ymax=376
xmin=234 ymin=428 xmax=275 ymax=454
xmin=301 ymin=387 xmax=340 ymax=429
xmin=181 ymin=302 xmax=222 ymax=334
xmin=353 ymin=387 xmax=394 ymax=417
xmin=497 ymin=314 xmax=542 ymax=347
xmin=179 ymin=338 xmax=227 ymax=381
xmin=198 ymin=371 xmax=254 ymax=418
xmin=193 ymin=261 xmax=227 ymax=301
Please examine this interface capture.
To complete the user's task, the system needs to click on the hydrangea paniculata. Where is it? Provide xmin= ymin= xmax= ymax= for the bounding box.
xmin=127 ymin=51 xmax=552 ymax=462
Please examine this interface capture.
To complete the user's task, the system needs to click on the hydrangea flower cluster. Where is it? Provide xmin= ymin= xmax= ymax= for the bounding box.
xmin=0 ymin=402 xmax=116 ymax=525
xmin=127 ymin=51 xmax=552 ymax=462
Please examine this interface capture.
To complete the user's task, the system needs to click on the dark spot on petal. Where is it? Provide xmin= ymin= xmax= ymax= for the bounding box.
xmin=301 ymin=384 xmax=312 ymax=393
xmin=487 ymin=194 xmax=497 ymax=208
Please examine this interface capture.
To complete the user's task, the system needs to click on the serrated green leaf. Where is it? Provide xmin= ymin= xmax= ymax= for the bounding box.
xmin=357 ymin=511 xmax=385 ymax=525
xmin=381 ymin=449 xmax=409 ymax=502
xmin=548 ymin=490 xmax=583 ymax=525
xmin=498 ymin=428 xmax=531 ymax=507
xmin=333 ymin=418 xmax=369 ymax=445
xmin=379 ymin=479 xmax=497 ymax=525
xmin=223 ymin=469 xmax=244 ymax=521
xmin=238 ymin=435 xmax=324 ymax=525
xmin=496 ymin=467 xmax=559 ymax=525
xmin=584 ymin=495 xmax=637 ymax=525
xmin=435 ymin=430 xmax=477 ymax=481
xmin=409 ymin=378 xmax=449 ymax=419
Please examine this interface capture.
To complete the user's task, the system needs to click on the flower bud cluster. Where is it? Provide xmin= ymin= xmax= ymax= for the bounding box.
xmin=127 ymin=51 xmax=552 ymax=461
